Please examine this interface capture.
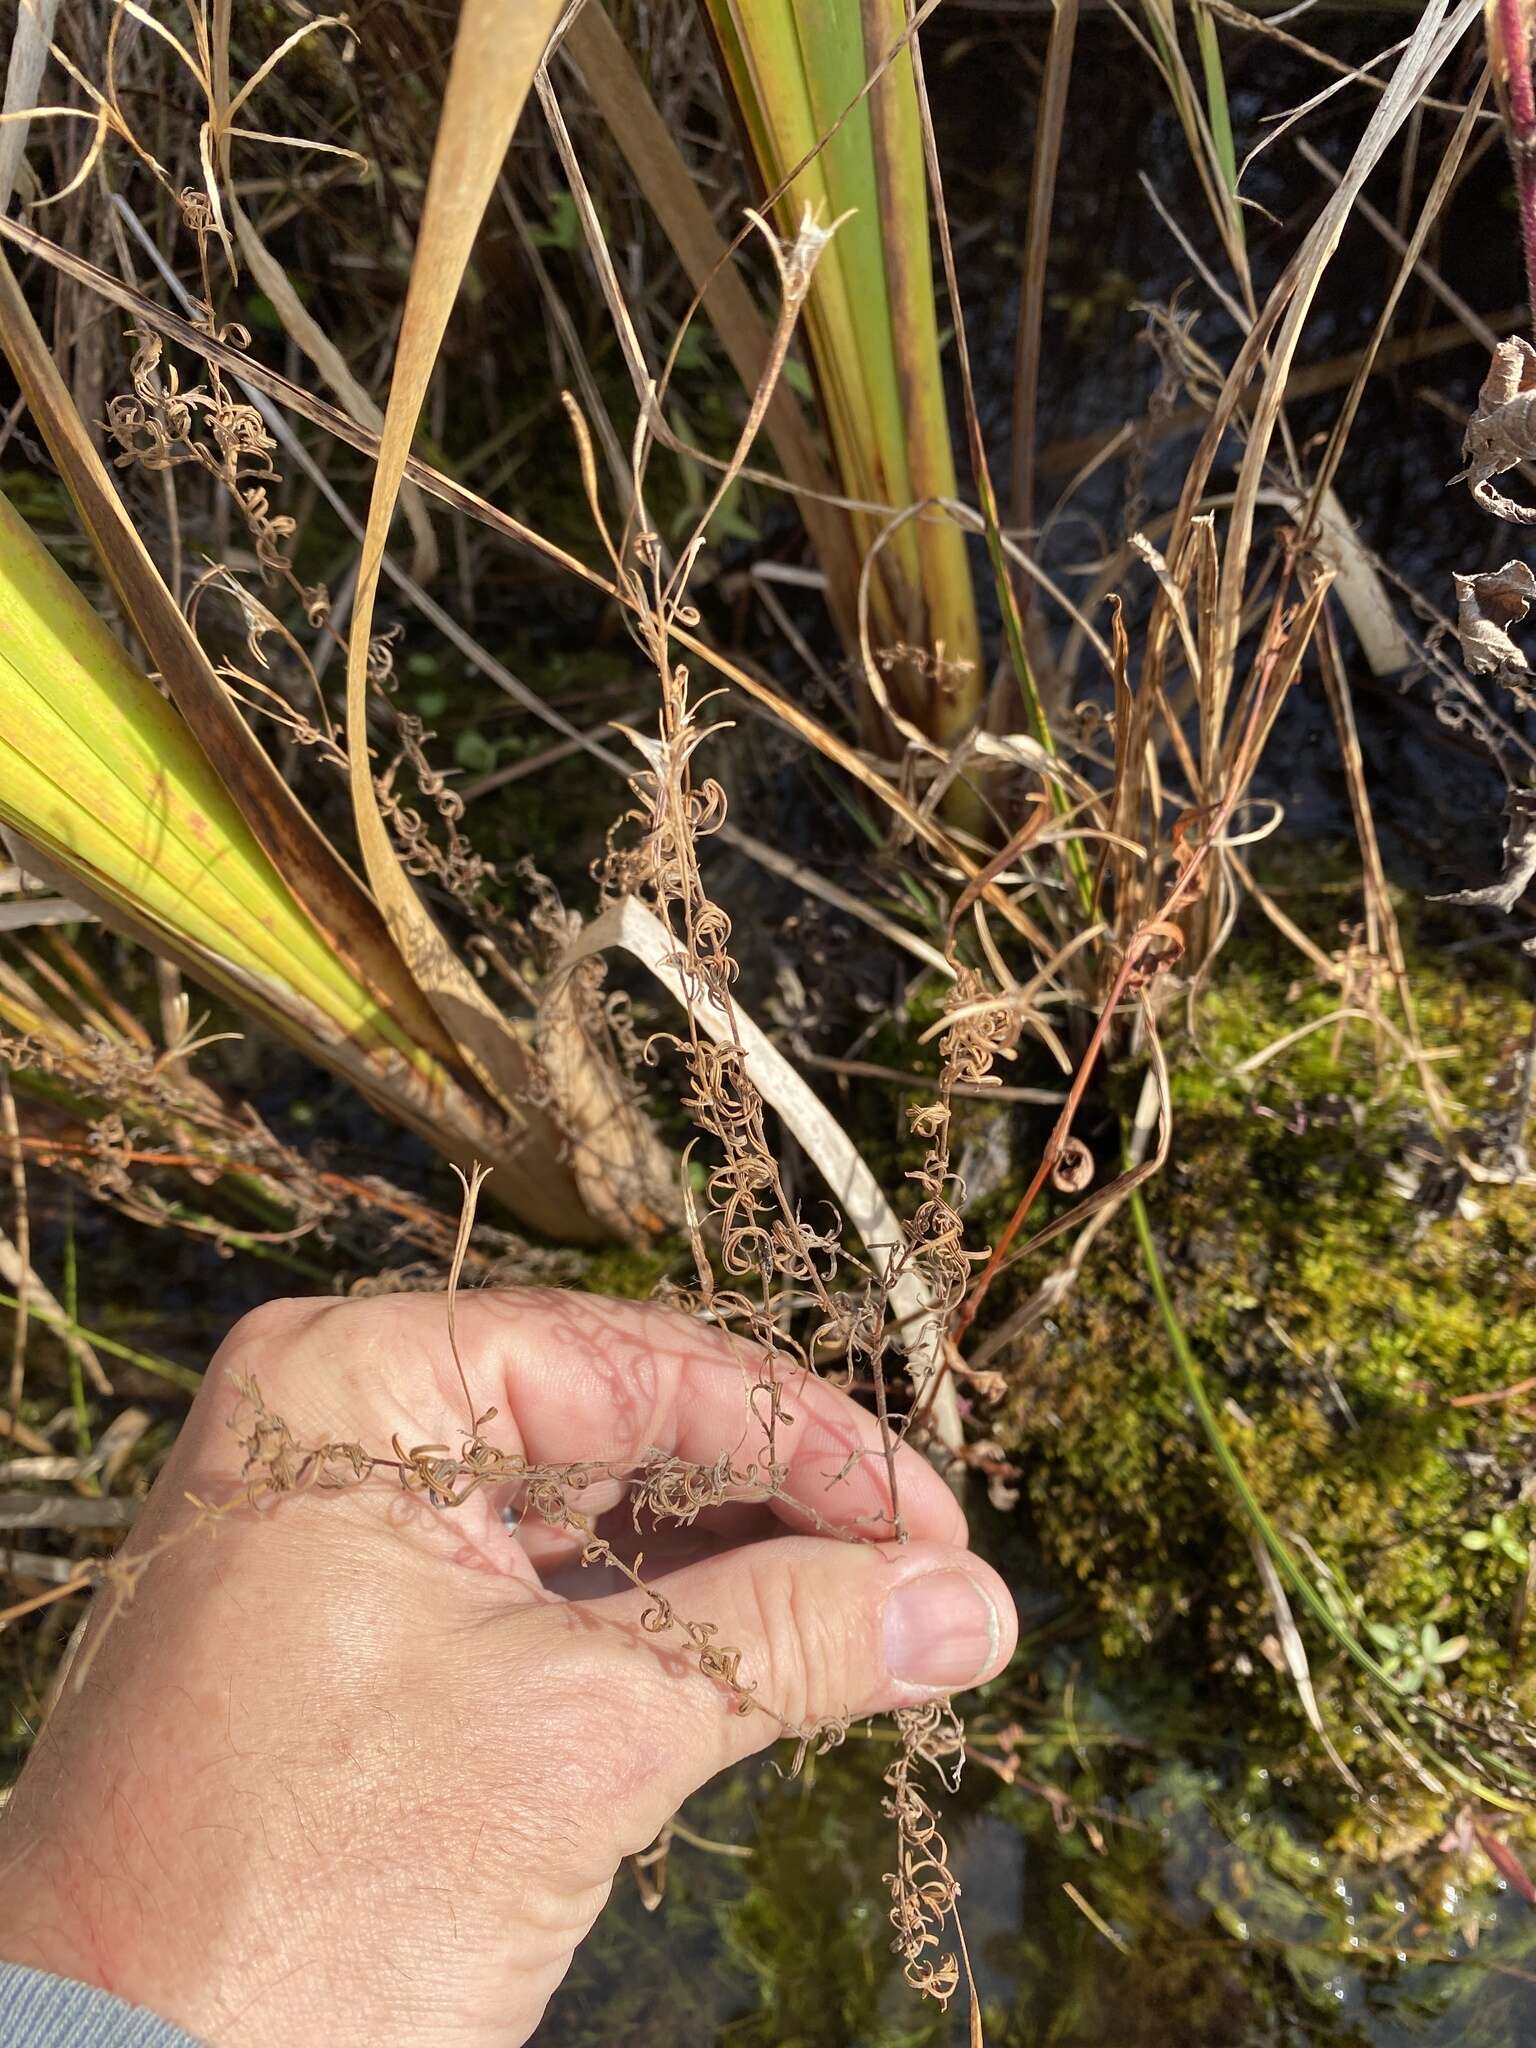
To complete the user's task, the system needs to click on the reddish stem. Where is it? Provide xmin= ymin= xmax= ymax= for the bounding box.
xmin=1498 ymin=0 xmax=1536 ymax=334
xmin=953 ymin=563 xmax=1303 ymax=1347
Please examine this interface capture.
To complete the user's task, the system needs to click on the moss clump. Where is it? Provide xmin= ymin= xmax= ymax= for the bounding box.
xmin=996 ymin=865 xmax=1536 ymax=1797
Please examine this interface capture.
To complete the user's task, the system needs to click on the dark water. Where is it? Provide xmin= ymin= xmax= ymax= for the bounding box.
xmin=536 ymin=1637 xmax=1536 ymax=2048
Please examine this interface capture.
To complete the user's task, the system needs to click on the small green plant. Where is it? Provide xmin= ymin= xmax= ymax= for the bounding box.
xmin=1461 ymin=1510 xmax=1529 ymax=1568
xmin=1364 ymin=1616 xmax=1469 ymax=1698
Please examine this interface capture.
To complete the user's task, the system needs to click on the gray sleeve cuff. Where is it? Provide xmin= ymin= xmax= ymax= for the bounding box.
xmin=0 ymin=1963 xmax=204 ymax=2046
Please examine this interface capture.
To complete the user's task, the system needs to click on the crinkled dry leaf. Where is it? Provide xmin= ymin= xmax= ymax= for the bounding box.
xmin=1456 ymin=336 xmax=1536 ymax=524
xmin=1454 ymin=559 xmax=1536 ymax=676
xmin=1435 ymin=788 xmax=1536 ymax=918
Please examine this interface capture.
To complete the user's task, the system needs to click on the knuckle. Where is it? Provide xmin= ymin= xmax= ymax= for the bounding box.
xmin=745 ymin=1556 xmax=850 ymax=1730
xmin=216 ymin=1294 xmax=340 ymax=1362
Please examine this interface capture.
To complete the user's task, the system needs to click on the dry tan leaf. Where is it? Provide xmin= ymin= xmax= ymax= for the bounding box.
xmin=1453 ymin=558 xmax=1536 ymax=674
xmin=1296 ymin=487 xmax=1413 ymax=676
xmin=0 ymin=0 xmax=59 ymax=210
xmin=1436 ymin=789 xmax=1536 ymax=916
xmin=341 ymin=0 xmax=651 ymax=1242
xmin=535 ymin=925 xmax=678 ymax=1244
xmin=1457 ymin=336 xmax=1536 ymax=523
xmin=335 ymin=0 xmax=671 ymax=1236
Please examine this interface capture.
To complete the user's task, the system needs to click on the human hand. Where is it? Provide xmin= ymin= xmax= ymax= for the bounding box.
xmin=0 ymin=1289 xmax=1015 ymax=2045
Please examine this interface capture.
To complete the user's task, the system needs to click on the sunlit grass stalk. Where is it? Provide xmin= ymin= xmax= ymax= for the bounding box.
xmin=0 ymin=490 xmax=606 ymax=1242
xmin=0 ymin=1286 xmax=200 ymax=1393
xmin=699 ymin=0 xmax=981 ymax=739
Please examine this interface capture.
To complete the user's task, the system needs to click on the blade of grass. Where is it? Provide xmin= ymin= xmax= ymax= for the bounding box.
xmin=560 ymin=4 xmax=865 ymax=646
xmin=0 ymin=1287 xmax=201 ymax=1392
xmin=700 ymin=0 xmax=981 ymax=732
xmin=0 ymin=249 xmax=459 ymax=1075
xmin=340 ymin=0 xmax=566 ymax=1132
xmin=1173 ymin=0 xmax=1481 ymax=700
xmin=1192 ymin=1 xmax=1239 ymax=202
xmin=1009 ymin=0 xmax=1078 ymax=539
xmin=859 ymin=0 xmax=978 ymax=720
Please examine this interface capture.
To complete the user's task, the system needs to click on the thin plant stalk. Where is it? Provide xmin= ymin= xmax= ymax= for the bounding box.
xmin=1495 ymin=0 xmax=1536 ymax=332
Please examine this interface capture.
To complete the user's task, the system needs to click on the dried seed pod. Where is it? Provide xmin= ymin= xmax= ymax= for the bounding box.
xmin=1051 ymin=1137 xmax=1094 ymax=1194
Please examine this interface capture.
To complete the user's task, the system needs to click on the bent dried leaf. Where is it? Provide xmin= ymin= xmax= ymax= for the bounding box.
xmin=339 ymin=0 xmax=630 ymax=1240
xmin=1435 ymin=789 xmax=1536 ymax=917
xmin=556 ymin=894 xmax=963 ymax=1450
xmin=1454 ymin=558 xmax=1536 ymax=675
xmin=534 ymin=908 xmax=679 ymax=1244
xmin=1457 ymin=335 xmax=1536 ymax=523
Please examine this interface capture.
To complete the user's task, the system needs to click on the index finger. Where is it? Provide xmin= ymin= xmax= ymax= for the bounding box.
xmin=258 ymin=1288 xmax=969 ymax=1547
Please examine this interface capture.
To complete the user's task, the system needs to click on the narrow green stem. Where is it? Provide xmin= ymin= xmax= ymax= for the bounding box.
xmin=1129 ymin=1186 xmax=1403 ymax=1692
xmin=0 ymin=1289 xmax=201 ymax=1393
xmin=1128 ymin=1182 xmax=1530 ymax=1810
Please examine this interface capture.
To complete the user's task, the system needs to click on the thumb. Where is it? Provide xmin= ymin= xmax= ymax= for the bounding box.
xmin=552 ymin=1535 xmax=1016 ymax=1861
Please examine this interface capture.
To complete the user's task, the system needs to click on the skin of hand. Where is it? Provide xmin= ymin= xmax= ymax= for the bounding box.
xmin=0 ymin=1288 xmax=1016 ymax=2047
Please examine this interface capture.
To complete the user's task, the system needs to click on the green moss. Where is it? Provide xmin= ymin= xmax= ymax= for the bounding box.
xmin=996 ymin=860 xmax=1536 ymax=1799
xmin=581 ymin=1242 xmax=678 ymax=1301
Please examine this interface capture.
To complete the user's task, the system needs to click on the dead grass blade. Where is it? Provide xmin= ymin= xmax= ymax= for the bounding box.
xmin=0 ymin=0 xmax=59 ymax=211
xmin=1249 ymin=1531 xmax=1364 ymax=1794
xmin=1190 ymin=0 xmax=1481 ymax=694
xmin=337 ymin=0 xmax=586 ymax=1152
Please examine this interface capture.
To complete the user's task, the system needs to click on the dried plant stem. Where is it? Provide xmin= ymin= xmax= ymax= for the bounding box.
xmin=958 ymin=566 xmax=1315 ymax=1338
xmin=0 ymin=1071 xmax=27 ymax=1426
xmin=446 ymin=1163 xmax=492 ymax=1437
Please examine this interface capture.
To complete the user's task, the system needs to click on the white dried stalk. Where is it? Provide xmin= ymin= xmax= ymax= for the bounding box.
xmin=553 ymin=896 xmax=963 ymax=1457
